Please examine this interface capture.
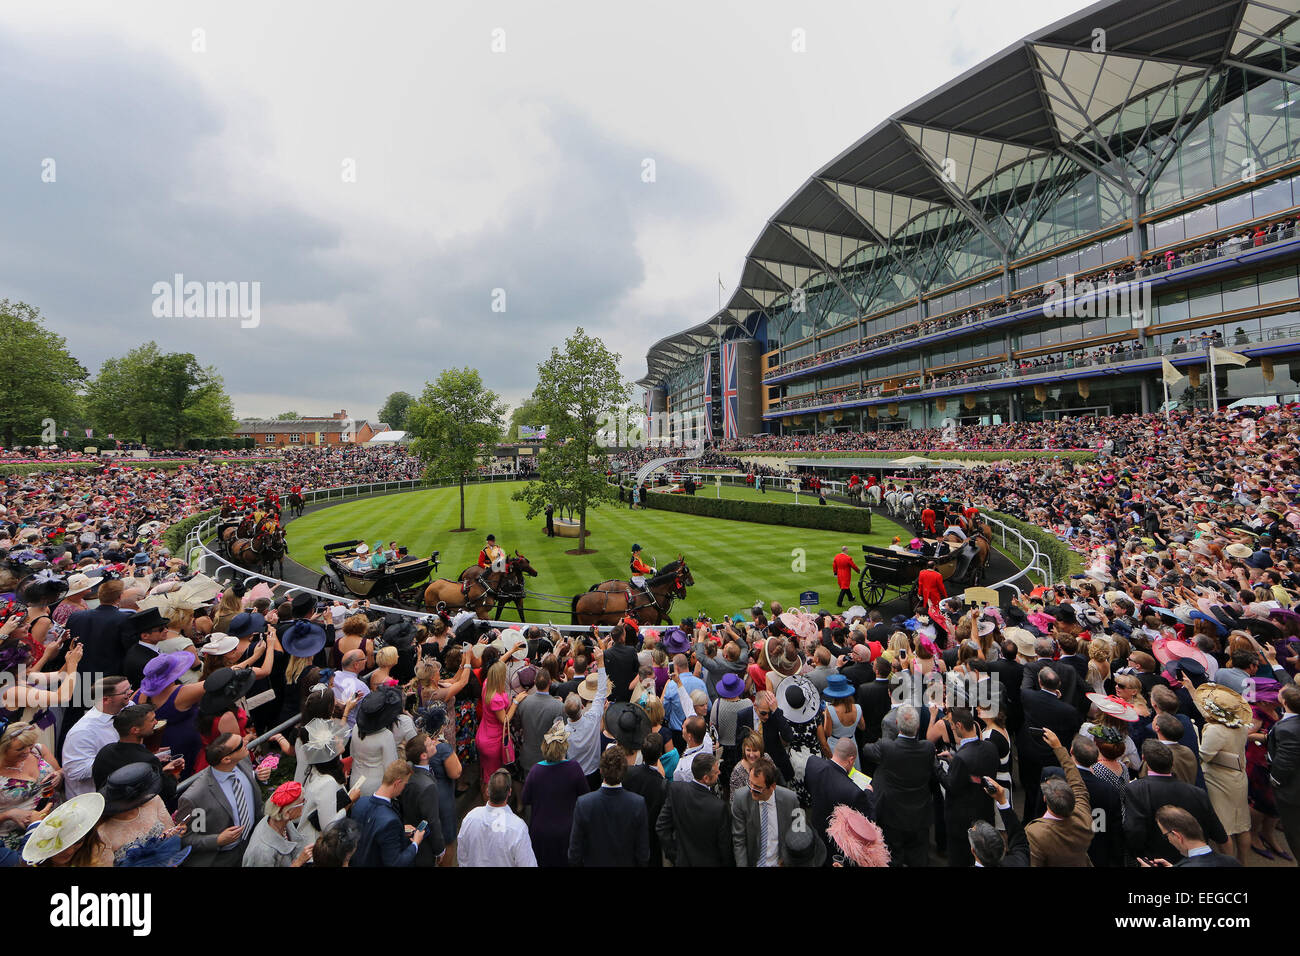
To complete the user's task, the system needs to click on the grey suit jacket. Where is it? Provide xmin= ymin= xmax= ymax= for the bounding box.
xmin=178 ymin=760 xmax=264 ymax=867
xmin=517 ymin=690 xmax=565 ymax=773
xmin=730 ymin=784 xmax=799 ymax=866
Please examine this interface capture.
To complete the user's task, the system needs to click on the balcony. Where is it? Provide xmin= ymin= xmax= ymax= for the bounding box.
xmin=763 ymin=224 xmax=1300 ymax=386
xmin=762 ymin=320 xmax=1300 ymax=419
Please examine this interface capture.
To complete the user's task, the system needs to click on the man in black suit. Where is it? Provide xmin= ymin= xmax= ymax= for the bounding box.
xmin=624 ymin=733 xmax=669 ymax=866
xmin=569 ymin=745 xmax=649 ymax=866
xmin=836 ymin=643 xmax=876 ymax=688
xmin=120 ymin=608 xmax=168 ymax=689
xmin=1020 ymin=637 xmax=1082 ymax=713
xmin=855 ymin=658 xmax=894 ymax=749
xmin=937 ymin=707 xmax=998 ymax=867
xmin=65 ymin=577 xmax=129 ymax=701
xmin=603 ymin=625 xmax=641 ymax=704
xmin=861 ymin=703 xmax=934 ymax=866
xmin=1124 ymin=740 xmax=1227 ymax=864
xmin=804 ymin=738 xmax=875 ymax=860
xmin=1140 ymin=805 xmax=1242 ymax=868
xmin=1268 ymin=683 xmax=1300 ymax=858
xmin=656 ymin=752 xmax=733 ymax=866
xmin=987 ymin=636 xmax=1027 ymax=734
xmin=1018 ymin=665 xmax=1082 ymax=820
xmin=401 ymin=735 xmax=447 ymax=866
xmin=352 ymin=760 xmax=424 ymax=867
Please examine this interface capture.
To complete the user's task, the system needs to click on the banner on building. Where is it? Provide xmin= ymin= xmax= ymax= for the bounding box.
xmin=721 ymin=341 xmax=739 ymax=440
xmin=702 ymin=350 xmax=714 ymax=440
xmin=518 ymin=425 xmax=549 ymax=440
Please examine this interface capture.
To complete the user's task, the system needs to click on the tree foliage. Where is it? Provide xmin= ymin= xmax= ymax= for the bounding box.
xmin=0 ymin=300 xmax=88 ymax=446
xmin=512 ymin=328 xmax=629 ymax=552
xmin=377 ymin=391 xmax=414 ymax=432
xmin=407 ymin=368 xmax=505 ymax=531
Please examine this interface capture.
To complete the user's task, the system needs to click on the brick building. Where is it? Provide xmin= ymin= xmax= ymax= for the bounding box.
xmin=233 ymin=410 xmax=386 ymax=449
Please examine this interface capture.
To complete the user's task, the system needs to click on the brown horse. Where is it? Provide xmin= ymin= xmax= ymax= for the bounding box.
xmin=570 ymin=559 xmax=693 ymax=626
xmin=457 ymin=553 xmax=538 ymax=621
xmin=228 ymin=528 xmax=286 ymax=578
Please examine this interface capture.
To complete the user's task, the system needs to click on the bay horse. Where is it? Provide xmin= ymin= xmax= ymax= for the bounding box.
xmin=457 ymin=553 xmax=538 ymax=621
xmin=570 ymin=559 xmax=693 ymax=627
xmin=288 ymin=493 xmax=305 ymax=518
xmin=228 ymin=527 xmax=287 ymax=579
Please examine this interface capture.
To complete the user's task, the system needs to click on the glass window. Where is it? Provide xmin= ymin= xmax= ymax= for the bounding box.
xmin=1188 ymin=285 xmax=1223 ymax=317
xmin=1183 ymin=203 xmax=1216 ymax=238
xmin=1157 ymin=289 xmax=1189 ymax=324
xmin=1107 ymin=313 xmax=1132 ymax=334
xmin=1082 ymin=317 xmax=1107 ymax=339
xmin=1078 ymin=243 xmax=1102 ymax=271
xmin=1259 ymin=267 xmax=1299 ymax=303
xmin=1216 ymin=192 xmax=1253 ymax=231
xmin=1221 ymin=275 xmax=1259 ymax=312
xmin=1152 ymin=215 xmax=1184 ymax=247
xmin=1103 ymin=234 xmax=1130 ymax=262
xmin=1252 ymin=178 xmax=1292 ymax=218
xmin=1020 ymin=328 xmax=1041 ymax=350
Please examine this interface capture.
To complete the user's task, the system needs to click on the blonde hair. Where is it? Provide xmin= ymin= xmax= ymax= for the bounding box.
xmin=541 ymin=733 xmax=570 ymax=762
xmin=215 ymin=590 xmax=243 ymax=621
xmin=374 ymin=646 xmax=398 ymax=669
xmin=887 ymin=631 xmax=911 ymax=655
xmin=1 ymin=722 xmax=38 ymax=759
xmin=162 ymin=607 xmax=194 ymax=633
xmin=644 ymin=696 xmax=664 ymax=727
xmin=483 ymin=662 xmax=508 ymax=701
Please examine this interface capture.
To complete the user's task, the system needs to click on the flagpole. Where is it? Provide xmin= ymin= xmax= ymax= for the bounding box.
xmin=1208 ymin=341 xmax=1218 ymax=412
xmin=1162 ymin=374 xmax=1170 ymax=422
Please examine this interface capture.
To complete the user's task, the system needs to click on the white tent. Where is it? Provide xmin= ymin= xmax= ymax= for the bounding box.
xmin=366 ymin=430 xmax=408 ymax=444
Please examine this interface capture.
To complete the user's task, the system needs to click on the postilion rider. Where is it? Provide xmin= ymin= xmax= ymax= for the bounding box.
xmin=630 ymin=544 xmax=655 ymax=602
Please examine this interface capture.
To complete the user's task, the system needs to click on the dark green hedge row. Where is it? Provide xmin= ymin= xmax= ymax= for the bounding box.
xmin=641 ymin=487 xmax=872 ymax=533
xmin=162 ymin=507 xmax=222 ymax=555
xmin=0 ymin=457 xmax=274 ymax=477
xmin=985 ymin=510 xmax=1084 ymax=584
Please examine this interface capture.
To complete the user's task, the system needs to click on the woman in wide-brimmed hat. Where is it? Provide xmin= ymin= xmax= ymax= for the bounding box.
xmin=1194 ymin=682 xmax=1253 ymax=863
xmin=132 ymin=651 xmax=206 ymax=778
xmin=707 ymin=674 xmax=755 ymax=796
xmin=21 ymin=792 xmax=111 ymax=867
xmin=776 ymin=675 xmax=822 ymax=808
xmin=96 ymin=762 xmax=177 ymax=865
xmin=349 ymin=685 xmax=403 ymax=799
xmin=818 ymin=674 xmax=864 ymax=771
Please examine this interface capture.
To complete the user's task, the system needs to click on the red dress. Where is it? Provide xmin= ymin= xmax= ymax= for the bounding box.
xmin=195 ymin=708 xmax=249 ymax=772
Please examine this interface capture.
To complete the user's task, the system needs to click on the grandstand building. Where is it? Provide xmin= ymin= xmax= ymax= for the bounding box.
xmin=639 ymin=0 xmax=1300 ymax=434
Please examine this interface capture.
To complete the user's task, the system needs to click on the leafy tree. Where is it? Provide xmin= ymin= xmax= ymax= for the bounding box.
xmin=377 ymin=391 xmax=414 ymax=432
xmin=0 ymin=300 xmax=88 ymax=446
xmin=505 ymin=397 xmax=544 ymax=441
xmin=275 ymin=411 xmax=301 ymax=420
xmin=512 ymin=328 xmax=629 ymax=553
xmin=407 ymin=368 xmax=506 ymax=531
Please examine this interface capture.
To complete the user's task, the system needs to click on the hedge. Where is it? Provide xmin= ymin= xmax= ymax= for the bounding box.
xmin=162 ymin=507 xmax=222 ymax=555
xmin=985 ymin=510 xmax=1085 ymax=584
xmin=640 ymin=487 xmax=872 ymax=534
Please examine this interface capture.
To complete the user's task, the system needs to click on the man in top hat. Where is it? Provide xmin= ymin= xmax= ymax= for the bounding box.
xmin=120 ymin=607 xmax=168 ymax=689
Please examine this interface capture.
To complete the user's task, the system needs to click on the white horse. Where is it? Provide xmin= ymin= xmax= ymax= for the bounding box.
xmin=867 ymin=484 xmax=883 ymax=506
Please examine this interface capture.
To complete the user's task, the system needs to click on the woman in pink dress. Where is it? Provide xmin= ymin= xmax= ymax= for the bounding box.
xmin=473 ymin=662 xmax=524 ymax=797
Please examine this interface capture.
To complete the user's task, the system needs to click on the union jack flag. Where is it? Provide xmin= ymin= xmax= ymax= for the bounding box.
xmin=721 ymin=341 xmax=739 ymax=440
xmin=701 ymin=351 xmax=713 ymax=440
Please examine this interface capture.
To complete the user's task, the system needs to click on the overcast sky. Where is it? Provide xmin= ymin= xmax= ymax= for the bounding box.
xmin=1 ymin=0 xmax=1085 ymax=421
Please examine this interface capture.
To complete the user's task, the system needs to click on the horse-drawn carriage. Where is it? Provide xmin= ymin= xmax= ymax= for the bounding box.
xmin=856 ymin=537 xmax=990 ymax=609
xmin=317 ymin=540 xmax=437 ymax=608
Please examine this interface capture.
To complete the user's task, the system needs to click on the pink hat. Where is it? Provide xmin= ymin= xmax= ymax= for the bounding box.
xmin=1152 ymin=637 xmax=1212 ymax=672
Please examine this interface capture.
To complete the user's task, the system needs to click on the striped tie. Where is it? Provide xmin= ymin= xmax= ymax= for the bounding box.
xmin=759 ymin=800 xmax=772 ymax=867
xmin=231 ymin=774 xmax=251 ymax=835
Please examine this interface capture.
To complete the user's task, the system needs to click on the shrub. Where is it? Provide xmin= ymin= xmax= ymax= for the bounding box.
xmin=985 ymin=510 xmax=1083 ymax=583
xmin=639 ymin=486 xmax=871 ymax=534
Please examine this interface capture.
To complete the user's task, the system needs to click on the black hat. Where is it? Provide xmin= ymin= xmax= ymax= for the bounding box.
xmin=784 ymin=825 xmax=828 ymax=867
xmin=100 ymin=762 xmax=162 ymax=816
xmin=122 ymin=607 xmax=167 ymax=637
xmin=227 ymin=612 xmax=266 ymax=638
xmin=603 ymin=702 xmax=652 ymax=752
xmin=356 ymin=686 xmax=403 ymax=738
xmin=485 ymin=534 xmax=495 ymax=542
xmin=198 ymin=667 xmax=257 ymax=718
xmin=290 ymin=592 xmax=315 ymax=617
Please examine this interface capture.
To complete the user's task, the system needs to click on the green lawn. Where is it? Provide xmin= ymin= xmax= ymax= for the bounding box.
xmin=286 ymin=482 xmax=906 ymax=621
xmin=647 ymin=484 xmax=848 ymax=507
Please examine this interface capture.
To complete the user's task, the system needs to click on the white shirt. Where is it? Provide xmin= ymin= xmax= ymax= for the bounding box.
xmin=567 ymin=668 xmax=608 ymax=774
xmin=673 ymin=739 xmax=716 ymax=783
xmin=457 ymin=804 xmax=537 ymax=867
xmin=61 ymin=708 xmax=118 ymax=798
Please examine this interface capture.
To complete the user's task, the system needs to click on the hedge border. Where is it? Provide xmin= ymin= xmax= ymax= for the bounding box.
xmin=985 ymin=510 xmax=1085 ymax=583
xmin=639 ymin=486 xmax=872 ymax=534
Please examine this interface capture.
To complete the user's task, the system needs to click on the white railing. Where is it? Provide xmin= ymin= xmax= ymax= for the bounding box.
xmin=621 ymin=469 xmax=850 ymax=500
xmin=182 ymin=475 xmax=623 ymax=634
xmin=975 ymin=514 xmax=1054 ymax=596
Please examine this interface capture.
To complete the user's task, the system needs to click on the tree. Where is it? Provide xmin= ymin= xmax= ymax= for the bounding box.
xmin=513 ymin=328 xmax=629 ymax=554
xmin=275 ymin=411 xmax=301 ymax=420
xmin=505 ymin=397 xmax=543 ymax=441
xmin=85 ymin=342 xmax=237 ymax=447
xmin=377 ymin=391 xmax=414 ymax=432
xmin=0 ymin=300 xmax=88 ymax=447
xmin=406 ymin=368 xmax=506 ymax=532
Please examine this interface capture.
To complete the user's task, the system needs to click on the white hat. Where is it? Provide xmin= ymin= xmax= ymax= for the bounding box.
xmin=355 ymin=543 xmax=369 ymax=555
xmin=201 ymin=634 xmax=239 ymax=657
xmin=22 ymin=793 xmax=106 ymax=864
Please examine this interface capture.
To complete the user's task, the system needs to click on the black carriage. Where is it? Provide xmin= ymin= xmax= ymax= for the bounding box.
xmin=856 ymin=544 xmax=960 ymax=608
xmin=316 ymin=540 xmax=438 ymax=608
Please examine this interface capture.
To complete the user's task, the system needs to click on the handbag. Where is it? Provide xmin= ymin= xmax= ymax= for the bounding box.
xmin=502 ymin=724 xmax=524 ymax=782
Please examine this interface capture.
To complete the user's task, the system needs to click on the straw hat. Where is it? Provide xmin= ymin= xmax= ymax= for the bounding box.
xmin=1193 ymin=683 xmax=1252 ymax=728
xmin=1226 ymin=543 xmax=1253 ymax=559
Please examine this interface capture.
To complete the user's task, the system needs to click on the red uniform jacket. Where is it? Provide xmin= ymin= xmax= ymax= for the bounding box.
xmin=832 ymin=552 xmax=860 ymax=589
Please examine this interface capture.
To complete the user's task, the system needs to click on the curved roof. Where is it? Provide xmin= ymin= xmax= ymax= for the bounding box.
xmin=640 ymin=0 xmax=1300 ymax=385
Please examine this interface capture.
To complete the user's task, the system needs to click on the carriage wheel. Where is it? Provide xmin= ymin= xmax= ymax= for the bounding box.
xmin=858 ymin=577 xmax=887 ymax=608
xmin=316 ymin=574 xmax=336 ymax=596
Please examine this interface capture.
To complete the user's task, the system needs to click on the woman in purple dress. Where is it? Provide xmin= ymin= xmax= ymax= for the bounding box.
xmin=134 ymin=652 xmax=206 ymax=778
xmin=519 ymin=720 xmax=589 ymax=867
